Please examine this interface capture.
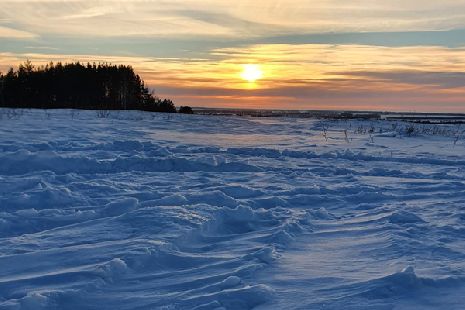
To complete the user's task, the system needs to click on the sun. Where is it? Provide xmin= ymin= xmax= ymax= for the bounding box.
xmin=240 ymin=64 xmax=263 ymax=83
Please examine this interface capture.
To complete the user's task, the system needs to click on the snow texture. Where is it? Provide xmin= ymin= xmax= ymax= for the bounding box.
xmin=1 ymin=109 xmax=465 ymax=309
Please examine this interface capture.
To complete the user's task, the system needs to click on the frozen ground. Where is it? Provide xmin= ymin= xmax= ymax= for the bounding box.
xmin=1 ymin=109 xmax=465 ymax=309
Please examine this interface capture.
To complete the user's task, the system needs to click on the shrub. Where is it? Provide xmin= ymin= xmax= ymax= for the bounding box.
xmin=179 ymin=106 xmax=194 ymax=114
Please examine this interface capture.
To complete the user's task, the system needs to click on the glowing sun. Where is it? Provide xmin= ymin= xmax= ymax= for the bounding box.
xmin=240 ymin=64 xmax=263 ymax=83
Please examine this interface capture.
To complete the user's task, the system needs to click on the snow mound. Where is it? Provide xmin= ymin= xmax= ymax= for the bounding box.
xmin=357 ymin=266 xmax=462 ymax=299
xmin=387 ymin=211 xmax=425 ymax=224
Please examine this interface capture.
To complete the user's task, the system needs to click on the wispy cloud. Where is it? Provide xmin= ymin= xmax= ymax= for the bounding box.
xmin=0 ymin=26 xmax=37 ymax=39
xmin=3 ymin=1 xmax=465 ymax=39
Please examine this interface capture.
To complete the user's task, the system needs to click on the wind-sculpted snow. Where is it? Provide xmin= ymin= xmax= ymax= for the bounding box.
xmin=1 ymin=109 xmax=465 ymax=309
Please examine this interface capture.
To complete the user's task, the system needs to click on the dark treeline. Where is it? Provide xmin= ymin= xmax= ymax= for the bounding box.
xmin=0 ymin=61 xmax=177 ymax=113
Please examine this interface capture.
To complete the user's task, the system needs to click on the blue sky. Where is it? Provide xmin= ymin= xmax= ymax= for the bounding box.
xmin=2 ymin=1 xmax=465 ymax=112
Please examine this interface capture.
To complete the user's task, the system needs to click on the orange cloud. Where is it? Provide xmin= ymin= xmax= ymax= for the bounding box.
xmin=2 ymin=43 xmax=465 ymax=112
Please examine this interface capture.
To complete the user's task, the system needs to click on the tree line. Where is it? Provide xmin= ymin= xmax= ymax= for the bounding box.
xmin=0 ymin=61 xmax=183 ymax=113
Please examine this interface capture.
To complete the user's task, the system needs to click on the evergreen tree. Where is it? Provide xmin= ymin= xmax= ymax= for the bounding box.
xmin=0 ymin=61 xmax=177 ymax=113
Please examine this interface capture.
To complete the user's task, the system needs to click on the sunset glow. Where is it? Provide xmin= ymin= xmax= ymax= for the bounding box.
xmin=1 ymin=1 xmax=465 ymax=112
xmin=240 ymin=64 xmax=263 ymax=83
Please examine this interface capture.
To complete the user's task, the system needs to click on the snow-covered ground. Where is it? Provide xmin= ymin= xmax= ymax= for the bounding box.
xmin=1 ymin=109 xmax=465 ymax=309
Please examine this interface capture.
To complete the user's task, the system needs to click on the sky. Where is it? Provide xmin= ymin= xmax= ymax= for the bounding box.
xmin=2 ymin=1 xmax=465 ymax=112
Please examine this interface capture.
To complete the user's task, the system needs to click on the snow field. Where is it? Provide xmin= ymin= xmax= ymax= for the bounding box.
xmin=0 ymin=109 xmax=465 ymax=309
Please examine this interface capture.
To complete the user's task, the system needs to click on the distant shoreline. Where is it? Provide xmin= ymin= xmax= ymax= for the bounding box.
xmin=2 ymin=106 xmax=465 ymax=124
xmin=192 ymin=107 xmax=465 ymax=123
